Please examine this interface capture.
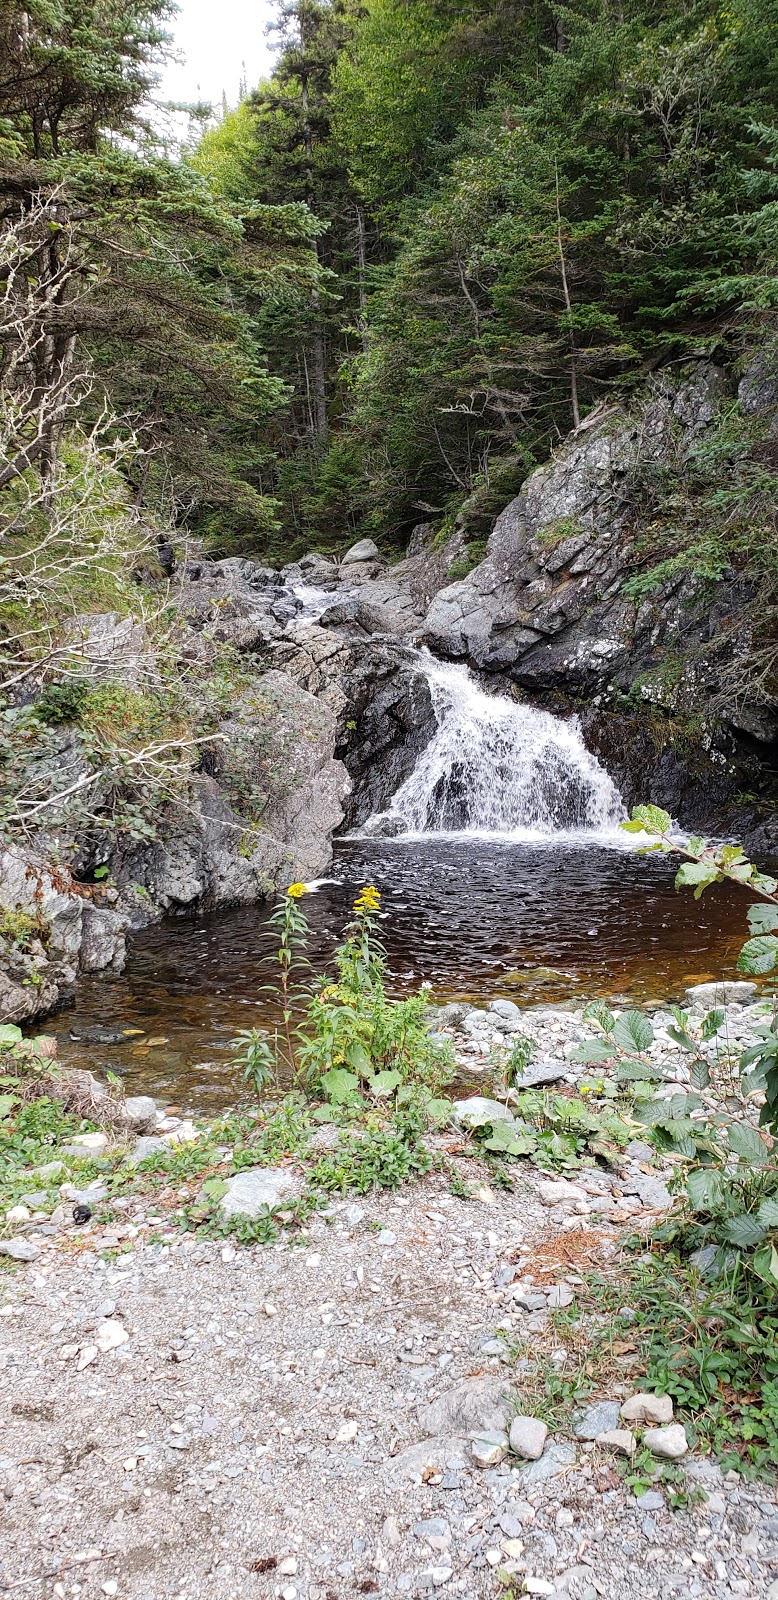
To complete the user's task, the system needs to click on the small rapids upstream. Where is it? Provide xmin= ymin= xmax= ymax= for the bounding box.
xmin=365 ymin=651 xmax=623 ymax=838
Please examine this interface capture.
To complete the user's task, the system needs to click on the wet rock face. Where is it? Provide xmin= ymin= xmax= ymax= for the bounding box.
xmin=335 ymin=650 xmax=436 ymax=828
xmin=269 ymin=628 xmax=437 ymax=831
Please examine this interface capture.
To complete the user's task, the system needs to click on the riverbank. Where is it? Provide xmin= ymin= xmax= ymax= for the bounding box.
xmin=2 ymin=978 xmax=777 ymax=1600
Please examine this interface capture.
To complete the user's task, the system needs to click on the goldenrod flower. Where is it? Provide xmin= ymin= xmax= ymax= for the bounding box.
xmin=354 ymin=884 xmax=381 ymax=913
xmin=286 ymin=882 xmax=308 ymax=899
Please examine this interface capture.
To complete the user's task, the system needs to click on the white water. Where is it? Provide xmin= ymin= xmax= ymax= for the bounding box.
xmin=366 ymin=651 xmax=624 ymax=840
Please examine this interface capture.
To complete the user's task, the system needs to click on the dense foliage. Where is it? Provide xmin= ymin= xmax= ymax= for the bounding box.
xmin=3 ymin=0 xmax=778 ymax=559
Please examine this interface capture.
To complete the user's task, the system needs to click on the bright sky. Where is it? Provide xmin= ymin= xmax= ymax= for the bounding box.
xmin=157 ymin=0 xmax=277 ymax=115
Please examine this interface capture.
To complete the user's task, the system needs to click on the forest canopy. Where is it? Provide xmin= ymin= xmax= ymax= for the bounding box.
xmin=2 ymin=0 xmax=778 ymax=558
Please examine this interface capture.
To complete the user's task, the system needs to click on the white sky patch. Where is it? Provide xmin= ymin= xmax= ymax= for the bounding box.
xmin=156 ymin=0 xmax=277 ymax=117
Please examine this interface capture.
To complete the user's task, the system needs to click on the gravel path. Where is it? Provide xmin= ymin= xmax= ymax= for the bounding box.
xmin=1 ymin=1158 xmax=776 ymax=1600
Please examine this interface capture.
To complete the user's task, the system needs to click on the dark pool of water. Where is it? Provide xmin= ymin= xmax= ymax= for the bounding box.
xmin=55 ymin=837 xmax=750 ymax=1112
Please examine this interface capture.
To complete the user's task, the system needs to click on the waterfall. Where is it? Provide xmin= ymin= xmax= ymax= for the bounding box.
xmin=366 ymin=651 xmax=624 ymax=838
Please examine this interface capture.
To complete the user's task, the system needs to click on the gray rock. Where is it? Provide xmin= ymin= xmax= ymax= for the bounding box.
xmin=509 ymin=1061 xmax=567 ymax=1089
xmin=625 ymin=1174 xmax=673 ymax=1211
xmin=738 ymin=349 xmax=778 ymax=416
xmin=340 ymin=538 xmax=382 ymax=567
xmin=120 ymin=1095 xmax=158 ymax=1135
xmin=452 ymin=1097 xmax=517 ymax=1129
xmin=625 ymin=1141 xmax=655 ymax=1163
xmin=471 ymin=1430 xmax=509 ymax=1468
xmin=689 ymin=1243 xmax=719 ymax=1274
xmin=509 ymin=1416 xmax=548 ymax=1460
xmin=634 ymin=1490 xmax=665 ymax=1511
xmin=573 ymin=1400 xmax=621 ymax=1440
xmin=489 ymin=999 xmax=522 ymax=1023
xmin=219 ymin=1167 xmax=303 ymax=1219
xmin=520 ymin=1442 xmax=576 ymax=1484
xmin=0 ymin=1237 xmax=41 ymax=1261
xmin=418 ymin=1376 xmax=512 ymax=1438
xmin=79 ymin=903 xmax=128 ymax=973
xmin=595 ymin=1429 xmax=635 ymax=1456
xmin=33 ymin=1160 xmax=66 ymax=1181
xmin=388 ymin=1437 xmax=469 ymax=1481
xmin=124 ymin=1136 xmax=168 ymax=1166
xmin=685 ymin=981 xmax=756 ymax=1006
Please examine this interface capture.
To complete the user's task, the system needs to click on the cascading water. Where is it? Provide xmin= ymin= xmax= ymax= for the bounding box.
xmin=367 ymin=650 xmax=624 ymax=838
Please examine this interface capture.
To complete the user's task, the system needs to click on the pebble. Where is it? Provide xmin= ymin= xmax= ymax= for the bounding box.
xmin=643 ymin=1423 xmax=688 ymax=1459
xmin=471 ymin=1430 xmax=509 ymax=1467
xmin=634 ymin=1491 xmax=665 ymax=1511
xmin=621 ymin=1392 xmax=674 ymax=1425
xmin=574 ymin=1401 xmax=621 ymax=1439
xmin=596 ymin=1428 xmax=635 ymax=1456
xmin=509 ymin=1416 xmax=548 ymax=1460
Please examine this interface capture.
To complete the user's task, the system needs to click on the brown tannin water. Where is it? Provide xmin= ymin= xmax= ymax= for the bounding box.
xmin=55 ymin=837 xmax=749 ymax=1113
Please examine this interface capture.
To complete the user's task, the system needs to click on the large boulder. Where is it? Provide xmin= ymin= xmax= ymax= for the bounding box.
xmin=115 ymin=669 xmax=350 ymax=911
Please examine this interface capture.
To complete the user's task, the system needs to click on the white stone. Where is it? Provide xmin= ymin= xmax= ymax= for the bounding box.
xmin=95 ymin=1318 xmax=129 ymax=1354
xmin=77 ymin=1345 xmax=98 ymax=1370
xmin=536 ymin=1180 xmax=586 ymax=1204
xmin=5 ymin=1205 xmax=30 ymax=1224
xmin=72 ymin=1133 xmax=108 ymax=1152
xmin=509 ymin=1416 xmax=548 ymax=1461
xmin=471 ymin=1430 xmax=508 ymax=1468
xmin=219 ymin=1166 xmax=302 ymax=1218
xmin=279 ymin=1558 xmax=298 ymax=1576
xmin=596 ymin=1428 xmax=635 ymax=1456
xmin=335 ymin=1420 xmax=358 ymax=1443
xmin=524 ymin=1580 xmax=555 ymax=1596
xmin=621 ymin=1392 xmax=674 ymax=1425
xmin=644 ymin=1424 xmax=688 ymax=1459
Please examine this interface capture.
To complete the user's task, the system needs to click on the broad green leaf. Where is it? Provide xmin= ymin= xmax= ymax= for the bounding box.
xmin=0 ymin=1093 xmax=17 ymax=1120
xmin=484 ymin=1119 xmax=537 ymax=1156
xmin=701 ymin=1009 xmax=725 ymax=1041
xmin=669 ymin=1131 xmax=699 ymax=1159
xmin=629 ymin=805 xmax=672 ymax=835
xmin=737 ymin=935 xmax=778 ymax=976
xmin=751 ymin=1242 xmax=778 ymax=1285
xmin=616 ymin=1061 xmax=664 ymax=1082
xmin=424 ymin=1096 xmax=454 ymax=1126
xmin=747 ymin=903 xmax=778 ymax=935
xmin=689 ymin=1058 xmax=711 ymax=1090
xmin=727 ymin=1123 xmax=770 ymax=1165
xmin=687 ymin=836 xmax=707 ymax=855
xmin=569 ymin=1040 xmax=615 ymax=1064
xmin=756 ymin=1197 xmax=778 ymax=1227
xmin=582 ymin=1001 xmax=615 ymax=1034
xmin=675 ymin=862 xmax=720 ymax=897
xmin=345 ymin=1041 xmax=373 ymax=1077
xmin=721 ymin=1213 xmax=768 ymax=1247
xmin=370 ymin=1070 xmax=401 ymax=1097
xmin=321 ymin=1068 xmax=361 ymax=1104
xmin=686 ymin=1166 xmax=727 ymax=1211
xmin=613 ymin=1010 xmax=654 ymax=1054
xmin=201 ymin=1176 xmax=227 ymax=1200
xmin=667 ymin=1024 xmax=696 ymax=1052
xmin=720 ymin=845 xmax=746 ymax=865
xmin=753 ymin=873 xmax=778 ymax=897
xmin=0 ymin=1024 xmax=23 ymax=1046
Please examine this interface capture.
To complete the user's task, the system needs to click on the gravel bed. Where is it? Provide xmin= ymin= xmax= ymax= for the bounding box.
xmin=1 ymin=1161 xmax=776 ymax=1600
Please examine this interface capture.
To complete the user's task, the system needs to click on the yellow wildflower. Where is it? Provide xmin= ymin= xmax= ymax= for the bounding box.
xmin=286 ymin=882 xmax=308 ymax=899
xmin=354 ymin=883 xmax=381 ymax=913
